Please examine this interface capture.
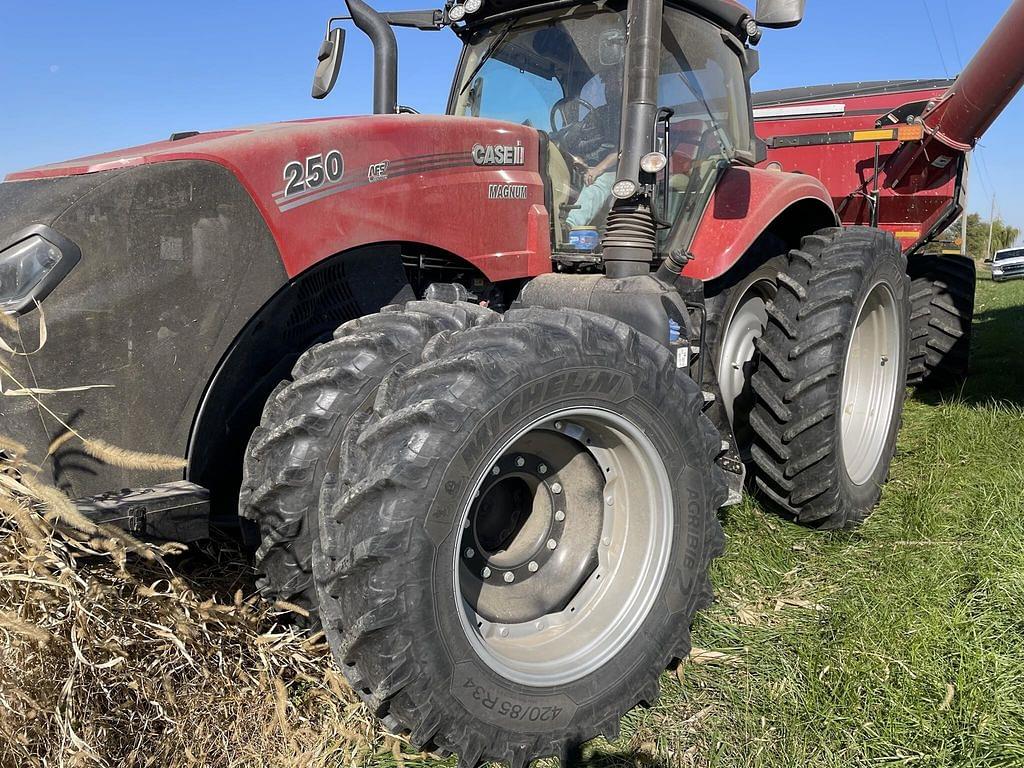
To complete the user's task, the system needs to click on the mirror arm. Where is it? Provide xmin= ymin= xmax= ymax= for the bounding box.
xmin=382 ymin=10 xmax=445 ymax=30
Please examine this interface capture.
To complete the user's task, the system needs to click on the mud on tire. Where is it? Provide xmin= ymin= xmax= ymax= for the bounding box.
xmin=749 ymin=227 xmax=910 ymax=529
xmin=906 ymin=253 xmax=975 ymax=388
xmin=314 ymin=308 xmax=727 ymax=766
xmin=239 ymin=300 xmax=496 ymax=624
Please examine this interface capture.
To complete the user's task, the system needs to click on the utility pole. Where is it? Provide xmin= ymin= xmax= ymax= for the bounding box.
xmin=986 ymin=194 xmax=996 ymax=258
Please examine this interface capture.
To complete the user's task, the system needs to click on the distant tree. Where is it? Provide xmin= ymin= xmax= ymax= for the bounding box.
xmin=941 ymin=213 xmax=1020 ymax=260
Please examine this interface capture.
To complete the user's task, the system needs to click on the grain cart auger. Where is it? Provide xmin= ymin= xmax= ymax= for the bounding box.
xmin=3 ymin=0 xmax=1024 ymax=764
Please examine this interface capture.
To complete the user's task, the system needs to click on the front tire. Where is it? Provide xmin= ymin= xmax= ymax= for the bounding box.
xmin=749 ymin=227 xmax=910 ymax=529
xmin=315 ymin=308 xmax=727 ymax=766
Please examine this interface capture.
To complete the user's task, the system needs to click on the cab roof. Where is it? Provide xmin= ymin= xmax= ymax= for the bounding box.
xmin=465 ymin=0 xmax=751 ymax=32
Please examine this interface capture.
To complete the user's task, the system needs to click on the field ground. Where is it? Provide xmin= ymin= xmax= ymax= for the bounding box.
xmin=577 ymin=274 xmax=1024 ymax=766
xmin=3 ymin=273 xmax=1021 ymax=768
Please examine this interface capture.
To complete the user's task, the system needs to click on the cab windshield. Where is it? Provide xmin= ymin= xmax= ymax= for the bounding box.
xmin=451 ymin=3 xmax=752 ymax=254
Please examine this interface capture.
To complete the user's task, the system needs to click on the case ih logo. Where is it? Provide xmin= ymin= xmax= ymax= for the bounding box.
xmin=472 ymin=143 xmax=525 ymax=166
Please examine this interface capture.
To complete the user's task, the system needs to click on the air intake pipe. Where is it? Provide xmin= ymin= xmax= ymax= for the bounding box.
xmin=347 ymin=0 xmax=398 ymax=115
xmin=603 ymin=0 xmax=662 ymax=278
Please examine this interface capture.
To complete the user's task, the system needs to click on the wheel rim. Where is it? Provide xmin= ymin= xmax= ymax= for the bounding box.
xmin=841 ymin=281 xmax=902 ymax=486
xmin=454 ymin=408 xmax=673 ymax=687
xmin=718 ymin=278 xmax=775 ymax=451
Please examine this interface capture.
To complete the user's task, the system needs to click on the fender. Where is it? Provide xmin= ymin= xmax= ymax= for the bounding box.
xmin=683 ymin=166 xmax=837 ymax=281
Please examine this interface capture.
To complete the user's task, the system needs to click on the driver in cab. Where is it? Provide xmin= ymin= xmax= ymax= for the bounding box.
xmin=562 ymin=29 xmax=625 ymax=230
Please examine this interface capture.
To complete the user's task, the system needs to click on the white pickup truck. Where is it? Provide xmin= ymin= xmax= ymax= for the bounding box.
xmin=989 ymin=247 xmax=1024 ymax=282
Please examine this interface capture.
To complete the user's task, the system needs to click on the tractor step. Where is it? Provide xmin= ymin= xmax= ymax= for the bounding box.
xmin=75 ymin=481 xmax=210 ymax=543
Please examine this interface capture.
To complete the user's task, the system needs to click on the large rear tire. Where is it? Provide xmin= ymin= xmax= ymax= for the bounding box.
xmin=749 ymin=227 xmax=910 ymax=529
xmin=239 ymin=300 xmax=495 ymax=624
xmin=906 ymin=254 xmax=975 ymax=388
xmin=314 ymin=308 xmax=727 ymax=766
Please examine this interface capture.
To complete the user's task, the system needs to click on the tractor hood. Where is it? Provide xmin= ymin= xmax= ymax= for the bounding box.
xmin=5 ymin=118 xmax=351 ymax=182
xmin=2 ymin=114 xmax=548 ymax=279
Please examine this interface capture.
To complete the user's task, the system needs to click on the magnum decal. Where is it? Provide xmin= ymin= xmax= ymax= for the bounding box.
xmin=488 ymin=183 xmax=528 ymax=199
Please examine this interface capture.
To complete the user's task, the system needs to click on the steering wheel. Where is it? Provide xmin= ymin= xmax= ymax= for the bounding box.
xmin=550 ymin=96 xmax=596 ymax=133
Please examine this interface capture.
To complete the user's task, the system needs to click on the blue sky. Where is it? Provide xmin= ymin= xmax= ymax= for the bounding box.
xmin=1 ymin=1 xmax=1021 ymax=227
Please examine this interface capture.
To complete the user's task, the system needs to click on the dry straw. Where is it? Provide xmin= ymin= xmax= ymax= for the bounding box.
xmin=0 ymin=440 xmax=416 ymax=767
xmin=0 ymin=303 xmax=425 ymax=766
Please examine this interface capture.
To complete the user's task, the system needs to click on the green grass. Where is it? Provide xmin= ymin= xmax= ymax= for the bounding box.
xmin=584 ymin=276 xmax=1024 ymax=767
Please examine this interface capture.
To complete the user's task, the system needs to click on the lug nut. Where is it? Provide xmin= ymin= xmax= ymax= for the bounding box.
xmin=491 ymin=465 xmax=500 ymax=475
xmin=554 ymin=421 xmax=563 ymax=430
xmin=605 ymin=496 xmax=614 ymax=506
xmin=547 ymin=538 xmax=557 ymax=550
xmin=515 ymin=456 xmax=525 ymax=467
xmin=551 ymin=482 xmax=562 ymax=494
xmin=465 ymin=547 xmax=475 ymax=559
xmin=482 ymin=567 xmax=491 ymax=578
xmin=503 ymin=571 xmax=515 ymax=583
xmin=539 ymin=463 xmax=548 ymax=475
xmin=554 ymin=510 xmax=565 ymax=522
xmin=528 ymin=561 xmax=539 ymax=572
xmin=500 ymin=628 xmax=509 ymax=637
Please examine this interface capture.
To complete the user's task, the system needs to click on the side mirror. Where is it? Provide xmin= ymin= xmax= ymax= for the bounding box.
xmin=755 ymin=0 xmax=806 ymax=29
xmin=312 ymin=27 xmax=346 ymax=100
xmin=984 ymin=257 xmax=994 ymax=264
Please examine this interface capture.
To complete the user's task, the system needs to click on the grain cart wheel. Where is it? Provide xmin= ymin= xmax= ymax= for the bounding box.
xmin=705 ymin=254 xmax=786 ymax=456
xmin=749 ymin=227 xmax=910 ymax=529
xmin=315 ymin=308 xmax=727 ymax=767
xmin=239 ymin=300 xmax=496 ymax=625
xmin=906 ymin=254 xmax=976 ymax=388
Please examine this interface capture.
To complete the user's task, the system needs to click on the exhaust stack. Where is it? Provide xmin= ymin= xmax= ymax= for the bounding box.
xmin=347 ymin=0 xmax=398 ymax=115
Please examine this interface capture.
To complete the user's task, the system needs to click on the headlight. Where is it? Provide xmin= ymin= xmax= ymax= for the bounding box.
xmin=612 ymin=179 xmax=637 ymax=199
xmin=0 ymin=227 xmax=81 ymax=314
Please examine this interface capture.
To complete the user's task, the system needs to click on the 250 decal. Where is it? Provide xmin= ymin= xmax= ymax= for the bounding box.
xmin=282 ymin=151 xmax=344 ymax=197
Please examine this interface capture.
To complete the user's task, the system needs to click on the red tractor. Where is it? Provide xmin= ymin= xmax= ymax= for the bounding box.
xmin=3 ymin=0 xmax=1023 ymax=763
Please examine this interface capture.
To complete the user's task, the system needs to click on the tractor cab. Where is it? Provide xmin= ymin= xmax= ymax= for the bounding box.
xmin=315 ymin=0 xmax=803 ymax=272
xmin=448 ymin=2 xmax=755 ymax=265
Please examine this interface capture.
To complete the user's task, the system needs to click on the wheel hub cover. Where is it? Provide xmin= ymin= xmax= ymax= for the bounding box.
xmin=460 ymin=432 xmax=604 ymax=624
